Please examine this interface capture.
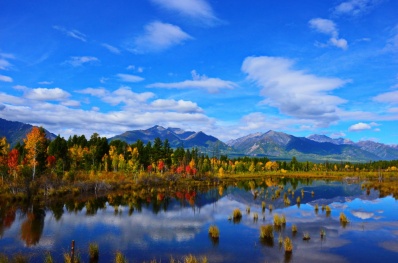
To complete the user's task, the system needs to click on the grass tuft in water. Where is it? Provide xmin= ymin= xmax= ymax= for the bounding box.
xmin=320 ymin=229 xmax=326 ymax=238
xmin=339 ymin=212 xmax=349 ymax=227
xmin=89 ymin=243 xmax=99 ymax=260
xmin=208 ymin=225 xmax=219 ymax=239
xmin=303 ymin=232 xmax=311 ymax=241
xmin=284 ymin=237 xmax=293 ymax=253
xmin=260 ymin=224 xmax=274 ymax=239
xmin=44 ymin=252 xmax=53 ymax=263
xmin=115 ymin=251 xmax=127 ymax=263
xmin=292 ymin=224 xmax=298 ymax=233
xmin=232 ymin=208 xmax=242 ymax=223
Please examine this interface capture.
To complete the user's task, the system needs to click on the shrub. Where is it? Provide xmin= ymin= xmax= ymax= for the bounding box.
xmin=260 ymin=224 xmax=274 ymax=239
xmin=284 ymin=237 xmax=293 ymax=253
xmin=208 ymin=225 xmax=219 ymax=239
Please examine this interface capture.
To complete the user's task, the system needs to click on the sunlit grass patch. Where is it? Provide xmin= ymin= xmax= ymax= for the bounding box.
xmin=89 ymin=243 xmax=99 ymax=261
xmin=115 ymin=251 xmax=127 ymax=263
xmin=260 ymin=224 xmax=274 ymax=239
xmin=284 ymin=237 xmax=293 ymax=253
xmin=208 ymin=225 xmax=219 ymax=239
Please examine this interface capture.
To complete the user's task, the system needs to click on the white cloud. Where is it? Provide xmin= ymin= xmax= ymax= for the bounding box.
xmin=38 ymin=81 xmax=53 ymax=85
xmin=309 ymin=18 xmax=348 ymax=50
xmin=133 ymin=21 xmax=193 ymax=53
xmin=67 ymin=56 xmax=99 ymax=67
xmin=348 ymin=122 xmax=372 ymax=131
xmin=0 ymin=59 xmax=12 ymax=70
xmin=53 ymin=26 xmax=87 ymax=42
xmin=334 ymin=0 xmax=383 ymax=16
xmin=76 ymin=87 xmax=108 ymax=97
xmin=61 ymin=100 xmax=81 ymax=107
xmin=373 ymin=90 xmax=398 ymax=104
xmin=101 ymin=43 xmax=121 ymax=54
xmin=0 ymin=75 xmax=12 ymax=82
xmin=150 ymin=0 xmax=221 ymax=26
xmin=150 ymin=99 xmax=203 ymax=113
xmin=24 ymin=88 xmax=71 ymax=101
xmin=384 ymin=25 xmax=398 ymax=53
xmin=117 ymin=73 xmax=144 ymax=83
xmin=242 ymin=56 xmax=347 ymax=126
xmin=331 ymin=132 xmax=347 ymax=138
xmin=148 ymin=70 xmax=236 ymax=93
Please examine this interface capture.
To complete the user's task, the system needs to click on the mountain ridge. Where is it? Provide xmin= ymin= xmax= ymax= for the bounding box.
xmin=1 ymin=117 xmax=397 ymax=161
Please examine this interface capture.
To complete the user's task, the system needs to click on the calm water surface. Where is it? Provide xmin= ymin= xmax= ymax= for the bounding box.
xmin=1 ymin=179 xmax=398 ymax=262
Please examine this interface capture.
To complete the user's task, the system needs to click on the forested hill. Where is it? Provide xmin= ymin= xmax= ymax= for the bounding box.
xmin=0 ymin=118 xmax=55 ymax=147
xmin=2 ymin=117 xmax=398 ymax=162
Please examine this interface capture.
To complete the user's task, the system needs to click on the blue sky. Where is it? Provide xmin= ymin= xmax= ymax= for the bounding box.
xmin=0 ymin=0 xmax=397 ymax=144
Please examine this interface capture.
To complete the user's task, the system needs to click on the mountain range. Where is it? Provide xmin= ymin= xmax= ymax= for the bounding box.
xmin=1 ymin=118 xmax=397 ymax=162
xmin=0 ymin=118 xmax=55 ymax=147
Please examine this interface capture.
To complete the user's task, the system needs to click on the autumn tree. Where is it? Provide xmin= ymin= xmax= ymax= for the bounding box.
xmin=24 ymin=127 xmax=48 ymax=180
xmin=0 ymin=137 xmax=9 ymax=184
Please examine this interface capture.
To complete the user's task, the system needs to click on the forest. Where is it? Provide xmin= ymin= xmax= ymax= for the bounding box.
xmin=1 ymin=127 xmax=398 ymax=196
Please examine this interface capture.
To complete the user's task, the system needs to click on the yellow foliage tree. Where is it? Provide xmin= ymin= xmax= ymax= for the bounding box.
xmin=24 ymin=127 xmax=47 ymax=180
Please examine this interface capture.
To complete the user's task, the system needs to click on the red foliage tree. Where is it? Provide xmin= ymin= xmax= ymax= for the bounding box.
xmin=7 ymin=149 xmax=19 ymax=176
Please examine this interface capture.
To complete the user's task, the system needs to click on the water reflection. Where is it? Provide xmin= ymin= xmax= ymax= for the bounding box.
xmin=1 ymin=179 xmax=398 ymax=262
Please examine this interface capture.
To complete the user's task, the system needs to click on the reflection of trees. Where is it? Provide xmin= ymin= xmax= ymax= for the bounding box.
xmin=49 ymin=201 xmax=64 ymax=220
xmin=0 ymin=207 xmax=16 ymax=237
xmin=20 ymin=208 xmax=45 ymax=247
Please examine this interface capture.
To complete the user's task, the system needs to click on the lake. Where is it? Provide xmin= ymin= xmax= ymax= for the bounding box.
xmin=1 ymin=178 xmax=398 ymax=262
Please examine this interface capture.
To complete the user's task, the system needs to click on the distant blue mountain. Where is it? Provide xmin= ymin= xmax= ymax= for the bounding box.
xmin=0 ymin=118 xmax=56 ymax=147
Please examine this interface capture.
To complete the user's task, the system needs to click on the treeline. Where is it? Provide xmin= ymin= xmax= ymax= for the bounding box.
xmin=1 ymin=127 xmax=398 ymax=185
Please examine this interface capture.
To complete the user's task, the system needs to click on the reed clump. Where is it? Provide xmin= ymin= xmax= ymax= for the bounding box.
xmin=115 ymin=251 xmax=127 ymax=263
xmin=292 ymin=224 xmax=298 ymax=233
xmin=284 ymin=237 xmax=293 ymax=253
xmin=260 ymin=224 xmax=274 ymax=239
xmin=232 ymin=208 xmax=242 ymax=222
xmin=208 ymin=225 xmax=219 ymax=239
xmin=89 ymin=243 xmax=99 ymax=261
xmin=340 ymin=212 xmax=349 ymax=226
xmin=303 ymin=232 xmax=311 ymax=241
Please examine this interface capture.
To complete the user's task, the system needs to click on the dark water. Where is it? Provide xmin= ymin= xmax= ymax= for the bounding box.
xmin=1 ymin=179 xmax=398 ymax=262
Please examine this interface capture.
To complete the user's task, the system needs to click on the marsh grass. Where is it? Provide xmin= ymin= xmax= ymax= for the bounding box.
xmin=303 ymin=232 xmax=311 ymax=241
xmin=208 ymin=225 xmax=219 ymax=239
xmin=246 ymin=206 xmax=250 ymax=214
xmin=253 ymin=212 xmax=258 ymax=221
xmin=292 ymin=224 xmax=298 ymax=235
xmin=260 ymin=224 xmax=274 ymax=239
xmin=268 ymin=204 xmax=273 ymax=212
xmin=284 ymin=237 xmax=293 ymax=253
xmin=320 ymin=229 xmax=326 ymax=238
xmin=273 ymin=214 xmax=282 ymax=227
xmin=89 ymin=243 xmax=99 ymax=260
xmin=262 ymin=201 xmax=266 ymax=211
xmin=232 ymin=208 xmax=242 ymax=223
xmin=64 ymin=252 xmax=80 ymax=263
xmin=340 ymin=212 xmax=349 ymax=227
xmin=115 ymin=251 xmax=127 ymax=263
xmin=314 ymin=204 xmax=319 ymax=212
xmin=44 ymin=252 xmax=53 ymax=263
